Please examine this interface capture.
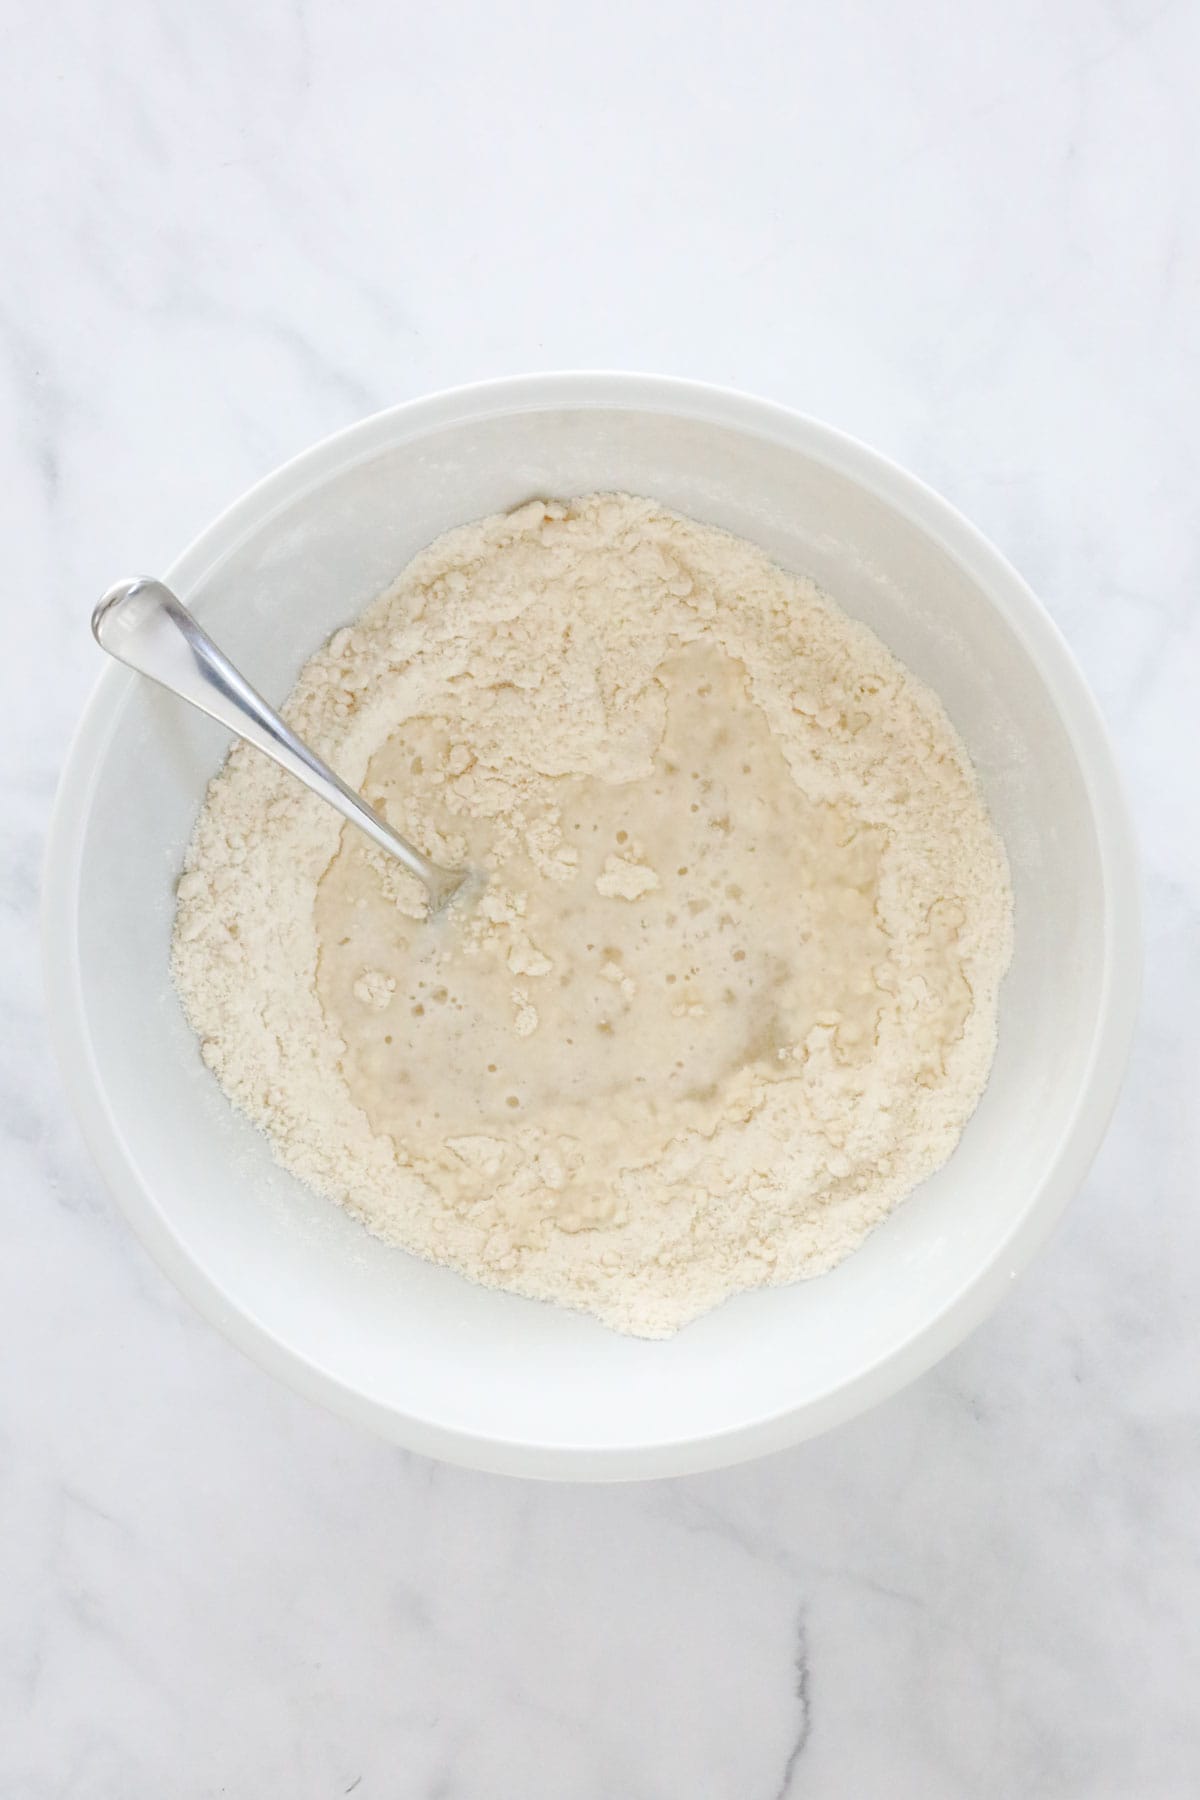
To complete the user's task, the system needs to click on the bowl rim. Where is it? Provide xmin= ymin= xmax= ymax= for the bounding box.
xmin=42 ymin=371 xmax=1141 ymax=1480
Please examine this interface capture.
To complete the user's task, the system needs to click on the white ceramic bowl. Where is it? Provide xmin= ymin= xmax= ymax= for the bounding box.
xmin=43 ymin=374 xmax=1139 ymax=1480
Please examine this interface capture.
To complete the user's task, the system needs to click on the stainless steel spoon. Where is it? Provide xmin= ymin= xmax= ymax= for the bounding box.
xmin=92 ymin=579 xmax=469 ymax=914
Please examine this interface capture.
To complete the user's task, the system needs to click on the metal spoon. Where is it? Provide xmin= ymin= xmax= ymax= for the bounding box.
xmin=92 ymin=578 xmax=469 ymax=914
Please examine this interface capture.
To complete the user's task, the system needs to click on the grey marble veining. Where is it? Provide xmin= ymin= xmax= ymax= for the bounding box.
xmin=4 ymin=0 xmax=1198 ymax=1794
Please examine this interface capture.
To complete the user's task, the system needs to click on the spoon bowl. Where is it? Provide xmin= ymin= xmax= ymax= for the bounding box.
xmin=92 ymin=578 xmax=468 ymax=915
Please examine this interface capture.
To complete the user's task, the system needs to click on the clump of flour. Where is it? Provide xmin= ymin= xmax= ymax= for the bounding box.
xmin=172 ymin=494 xmax=1013 ymax=1337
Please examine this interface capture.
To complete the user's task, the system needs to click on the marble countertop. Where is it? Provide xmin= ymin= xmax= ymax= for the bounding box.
xmin=5 ymin=1 xmax=1198 ymax=1793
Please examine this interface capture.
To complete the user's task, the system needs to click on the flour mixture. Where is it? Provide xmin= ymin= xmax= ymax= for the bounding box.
xmin=172 ymin=494 xmax=1013 ymax=1336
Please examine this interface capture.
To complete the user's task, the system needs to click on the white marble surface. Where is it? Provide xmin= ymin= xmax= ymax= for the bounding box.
xmin=4 ymin=0 xmax=1199 ymax=1792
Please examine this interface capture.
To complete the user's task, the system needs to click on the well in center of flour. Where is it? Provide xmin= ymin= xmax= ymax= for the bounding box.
xmin=315 ymin=642 xmax=891 ymax=1227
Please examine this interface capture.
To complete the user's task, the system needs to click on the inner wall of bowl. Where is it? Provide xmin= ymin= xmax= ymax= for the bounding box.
xmin=76 ymin=406 xmax=1104 ymax=1453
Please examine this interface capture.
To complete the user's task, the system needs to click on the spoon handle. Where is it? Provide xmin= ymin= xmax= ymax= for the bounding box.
xmin=92 ymin=579 xmax=464 ymax=911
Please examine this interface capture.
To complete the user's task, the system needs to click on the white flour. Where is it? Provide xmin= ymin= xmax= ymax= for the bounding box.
xmin=172 ymin=495 xmax=1013 ymax=1337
